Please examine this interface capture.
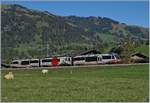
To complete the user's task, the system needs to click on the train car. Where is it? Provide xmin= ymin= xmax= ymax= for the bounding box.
xmin=73 ymin=53 xmax=121 ymax=65
xmin=40 ymin=56 xmax=65 ymax=67
xmin=74 ymin=54 xmax=102 ymax=65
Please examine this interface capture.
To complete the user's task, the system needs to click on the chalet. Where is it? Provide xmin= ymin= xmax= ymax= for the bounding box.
xmin=62 ymin=49 xmax=101 ymax=57
xmin=130 ymin=52 xmax=149 ymax=63
xmin=77 ymin=49 xmax=101 ymax=56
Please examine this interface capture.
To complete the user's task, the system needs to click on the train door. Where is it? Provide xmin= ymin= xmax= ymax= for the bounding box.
xmin=66 ymin=57 xmax=72 ymax=65
xmin=97 ymin=56 xmax=102 ymax=64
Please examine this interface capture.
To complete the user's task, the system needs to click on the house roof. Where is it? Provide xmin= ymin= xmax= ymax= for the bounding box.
xmin=131 ymin=52 xmax=148 ymax=58
xmin=77 ymin=49 xmax=101 ymax=56
xmin=61 ymin=49 xmax=101 ymax=57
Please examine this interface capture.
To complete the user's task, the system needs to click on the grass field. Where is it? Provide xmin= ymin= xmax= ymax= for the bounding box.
xmin=1 ymin=64 xmax=149 ymax=102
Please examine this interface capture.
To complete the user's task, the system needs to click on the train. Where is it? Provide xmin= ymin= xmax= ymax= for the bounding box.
xmin=10 ymin=53 xmax=122 ymax=68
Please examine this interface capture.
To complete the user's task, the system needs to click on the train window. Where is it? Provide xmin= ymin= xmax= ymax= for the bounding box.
xmin=85 ymin=56 xmax=97 ymax=62
xmin=74 ymin=57 xmax=85 ymax=61
xmin=21 ymin=61 xmax=30 ymax=65
xmin=30 ymin=60 xmax=39 ymax=63
xmin=102 ymin=56 xmax=111 ymax=59
xmin=42 ymin=59 xmax=52 ymax=62
xmin=12 ymin=61 xmax=19 ymax=64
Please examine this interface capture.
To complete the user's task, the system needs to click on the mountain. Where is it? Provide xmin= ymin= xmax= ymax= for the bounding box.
xmin=1 ymin=4 xmax=149 ymax=62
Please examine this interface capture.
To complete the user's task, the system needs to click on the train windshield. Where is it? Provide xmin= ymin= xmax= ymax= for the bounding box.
xmin=115 ymin=55 xmax=120 ymax=59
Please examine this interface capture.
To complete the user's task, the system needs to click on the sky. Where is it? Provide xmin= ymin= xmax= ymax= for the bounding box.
xmin=2 ymin=1 xmax=149 ymax=27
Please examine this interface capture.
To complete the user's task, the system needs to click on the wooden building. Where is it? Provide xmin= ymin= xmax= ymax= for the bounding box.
xmin=130 ymin=52 xmax=149 ymax=63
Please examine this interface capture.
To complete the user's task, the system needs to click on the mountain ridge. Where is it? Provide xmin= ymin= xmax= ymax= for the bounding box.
xmin=1 ymin=4 xmax=149 ymax=62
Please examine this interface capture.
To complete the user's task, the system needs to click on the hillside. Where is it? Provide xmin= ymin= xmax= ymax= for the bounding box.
xmin=1 ymin=4 xmax=149 ymax=62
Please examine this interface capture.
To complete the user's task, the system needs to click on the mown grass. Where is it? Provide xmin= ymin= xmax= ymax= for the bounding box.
xmin=1 ymin=64 xmax=149 ymax=102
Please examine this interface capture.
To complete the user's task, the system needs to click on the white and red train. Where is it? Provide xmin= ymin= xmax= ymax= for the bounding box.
xmin=10 ymin=53 xmax=122 ymax=68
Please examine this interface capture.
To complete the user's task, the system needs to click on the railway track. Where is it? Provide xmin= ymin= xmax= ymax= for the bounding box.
xmin=1 ymin=63 xmax=149 ymax=70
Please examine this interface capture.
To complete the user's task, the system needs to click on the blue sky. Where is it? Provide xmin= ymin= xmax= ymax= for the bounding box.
xmin=2 ymin=1 xmax=149 ymax=27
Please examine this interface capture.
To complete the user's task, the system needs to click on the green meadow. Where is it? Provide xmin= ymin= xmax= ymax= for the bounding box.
xmin=1 ymin=64 xmax=149 ymax=102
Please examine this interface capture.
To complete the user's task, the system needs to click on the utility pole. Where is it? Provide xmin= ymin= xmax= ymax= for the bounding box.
xmin=45 ymin=27 xmax=49 ymax=57
xmin=46 ymin=43 xmax=49 ymax=57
